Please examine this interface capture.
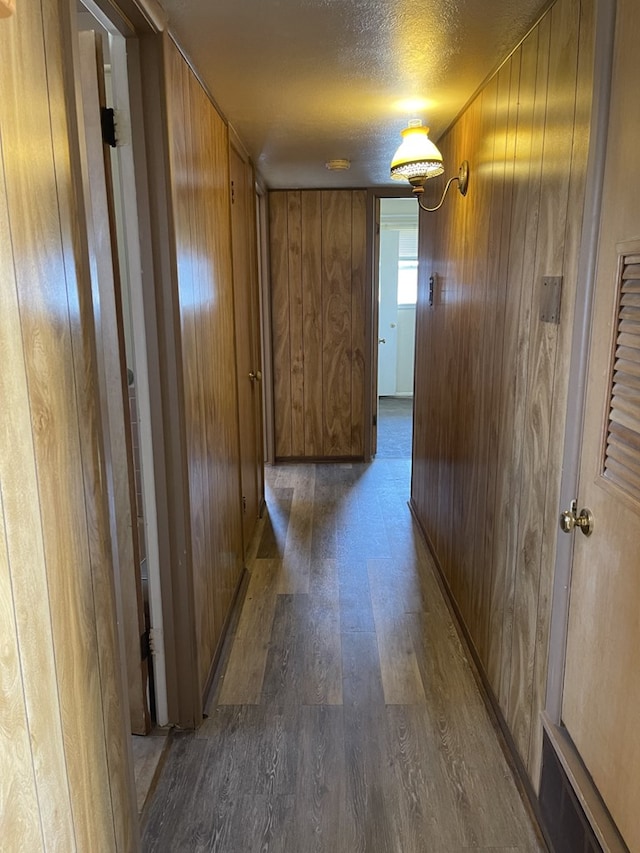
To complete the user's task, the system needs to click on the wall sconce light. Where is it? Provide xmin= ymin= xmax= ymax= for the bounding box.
xmin=0 ymin=0 xmax=15 ymax=17
xmin=390 ymin=119 xmax=469 ymax=212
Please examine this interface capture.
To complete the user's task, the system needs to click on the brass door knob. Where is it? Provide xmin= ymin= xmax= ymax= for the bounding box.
xmin=249 ymin=370 xmax=262 ymax=382
xmin=559 ymin=500 xmax=594 ymax=536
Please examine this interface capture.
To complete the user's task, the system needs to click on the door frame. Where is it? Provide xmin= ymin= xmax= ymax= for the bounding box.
xmin=76 ymin=0 xmax=184 ymax=726
xmin=229 ymin=132 xmax=266 ymax=553
xmin=365 ymin=187 xmax=418 ymax=461
xmin=106 ymin=30 xmax=170 ymax=724
xmin=543 ymin=0 xmax=620 ymax=843
xmin=256 ymin=181 xmax=275 ymax=466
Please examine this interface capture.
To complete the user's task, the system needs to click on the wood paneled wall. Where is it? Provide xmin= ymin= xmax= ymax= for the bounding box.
xmin=165 ymin=38 xmax=244 ymax=698
xmin=0 ymin=1 xmax=136 ymax=849
xmin=410 ymin=0 xmax=595 ymax=790
xmin=269 ymin=190 xmax=367 ymax=459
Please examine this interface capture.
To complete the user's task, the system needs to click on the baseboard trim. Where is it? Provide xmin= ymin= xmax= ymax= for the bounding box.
xmin=274 ymin=455 xmax=365 ymax=464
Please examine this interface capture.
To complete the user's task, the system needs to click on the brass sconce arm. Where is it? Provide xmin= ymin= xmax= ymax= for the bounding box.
xmin=413 ymin=161 xmax=470 ymax=213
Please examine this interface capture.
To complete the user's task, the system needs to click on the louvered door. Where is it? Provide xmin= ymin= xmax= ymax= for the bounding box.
xmin=603 ymin=251 xmax=640 ymax=499
xmin=562 ymin=238 xmax=640 ymax=852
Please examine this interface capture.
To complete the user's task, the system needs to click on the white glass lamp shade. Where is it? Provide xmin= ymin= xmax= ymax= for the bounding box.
xmin=390 ymin=120 xmax=445 ymax=185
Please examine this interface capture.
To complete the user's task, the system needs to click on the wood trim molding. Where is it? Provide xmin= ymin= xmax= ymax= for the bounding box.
xmin=131 ymin=0 xmax=167 ymax=31
xmin=364 ymin=189 xmax=379 ymax=461
xmin=138 ymin=29 xmax=199 ymax=728
xmin=257 ymin=188 xmax=275 ymax=465
xmin=80 ymin=0 xmax=166 ymax=37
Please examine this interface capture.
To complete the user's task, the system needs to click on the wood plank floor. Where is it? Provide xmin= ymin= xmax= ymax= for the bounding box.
xmin=142 ymin=459 xmax=547 ymax=852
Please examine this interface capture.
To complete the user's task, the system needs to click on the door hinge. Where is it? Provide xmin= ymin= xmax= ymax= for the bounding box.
xmin=101 ymin=107 xmax=117 ymax=148
xmin=231 ymin=180 xmax=236 ymax=204
xmin=242 ymin=495 xmax=247 ymax=514
xmin=372 ymin=413 xmax=377 ymax=427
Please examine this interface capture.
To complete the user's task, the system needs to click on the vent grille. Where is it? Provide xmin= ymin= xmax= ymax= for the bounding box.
xmin=603 ymin=253 xmax=640 ymax=500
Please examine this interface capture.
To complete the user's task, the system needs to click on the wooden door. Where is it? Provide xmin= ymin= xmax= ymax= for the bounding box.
xmin=561 ymin=4 xmax=640 ymax=848
xmin=78 ymin=31 xmax=150 ymax=734
xmin=230 ymin=144 xmax=264 ymax=554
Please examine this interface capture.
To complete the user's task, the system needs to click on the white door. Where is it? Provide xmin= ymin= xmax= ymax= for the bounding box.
xmin=378 ymin=229 xmax=399 ymax=396
xmin=560 ymin=4 xmax=640 ymax=849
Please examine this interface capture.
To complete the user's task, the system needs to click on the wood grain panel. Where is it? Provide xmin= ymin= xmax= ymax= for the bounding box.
xmin=351 ymin=190 xmax=367 ymax=457
xmin=486 ymin=40 xmax=529 ymax=707
xmin=508 ymin=0 xmax=580 ymax=761
xmin=269 ymin=192 xmax=293 ymax=457
xmin=527 ymin=0 xmax=595 ymax=785
xmin=193 ymin=74 xmax=219 ymax=692
xmin=167 ymin=42 xmax=210 ymax=692
xmin=476 ymin=70 xmax=509 ymax=665
xmin=455 ymin=85 xmax=492 ymax=645
xmin=201 ymin=76 xmax=222 ymax=688
xmin=301 ymin=191 xmax=324 ymax=456
xmin=205 ymin=82 xmax=243 ymax=656
xmin=46 ymin=9 xmax=135 ymax=846
xmin=0 ymin=2 xmax=137 ymax=848
xmin=287 ymin=192 xmax=305 ymax=456
xmin=0 ymin=177 xmax=52 ymax=852
xmin=410 ymin=0 xmax=595 ymax=793
xmin=269 ymin=189 xmax=368 ymax=460
xmin=322 ymin=191 xmax=353 ymax=456
xmin=0 ymin=500 xmax=45 ymax=852
xmin=166 ymin=38 xmax=244 ymax=700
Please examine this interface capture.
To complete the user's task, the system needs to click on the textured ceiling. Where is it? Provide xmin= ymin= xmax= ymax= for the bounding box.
xmin=161 ymin=0 xmax=549 ymax=189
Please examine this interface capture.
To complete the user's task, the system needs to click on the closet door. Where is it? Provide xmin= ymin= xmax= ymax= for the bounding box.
xmin=230 ymin=143 xmax=264 ymax=554
xmin=560 ymin=6 xmax=640 ymax=848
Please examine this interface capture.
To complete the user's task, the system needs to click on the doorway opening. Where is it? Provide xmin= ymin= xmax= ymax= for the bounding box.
xmin=75 ymin=0 xmax=169 ymax=813
xmin=376 ymin=197 xmax=418 ymax=459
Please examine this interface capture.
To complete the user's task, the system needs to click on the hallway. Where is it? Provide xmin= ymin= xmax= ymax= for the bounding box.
xmin=142 ymin=450 xmax=545 ymax=852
